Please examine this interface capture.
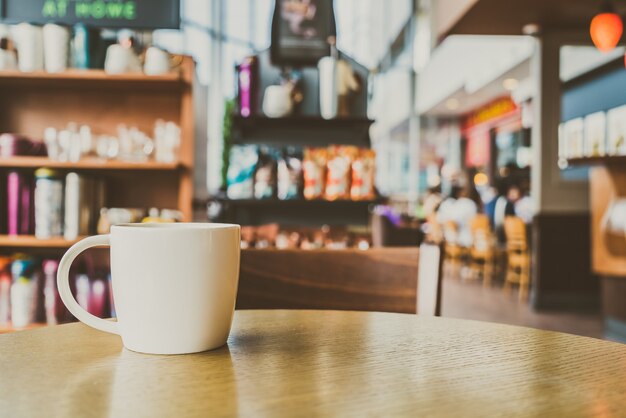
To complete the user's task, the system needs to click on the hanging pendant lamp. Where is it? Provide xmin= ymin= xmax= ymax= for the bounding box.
xmin=590 ymin=2 xmax=623 ymax=52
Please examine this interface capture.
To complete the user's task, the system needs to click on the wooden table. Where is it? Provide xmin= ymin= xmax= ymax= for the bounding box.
xmin=1 ymin=310 xmax=625 ymax=417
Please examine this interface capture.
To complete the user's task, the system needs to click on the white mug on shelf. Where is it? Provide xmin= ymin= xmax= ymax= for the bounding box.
xmin=42 ymin=23 xmax=70 ymax=73
xmin=262 ymin=84 xmax=294 ymax=118
xmin=104 ymin=44 xmax=142 ymax=74
xmin=0 ymin=49 xmax=17 ymax=71
xmin=144 ymin=46 xmax=171 ymax=75
xmin=56 ymin=223 xmax=241 ymax=355
xmin=14 ymin=23 xmax=44 ymax=72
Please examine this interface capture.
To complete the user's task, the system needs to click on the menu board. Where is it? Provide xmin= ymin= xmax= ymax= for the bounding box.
xmin=0 ymin=0 xmax=180 ymax=29
xmin=270 ymin=0 xmax=336 ymax=66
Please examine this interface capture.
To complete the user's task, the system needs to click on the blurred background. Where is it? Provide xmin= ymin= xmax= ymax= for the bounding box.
xmin=1 ymin=0 xmax=625 ymax=343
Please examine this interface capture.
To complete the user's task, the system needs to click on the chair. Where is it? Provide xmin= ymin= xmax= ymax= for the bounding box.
xmin=469 ymin=214 xmax=496 ymax=285
xmin=442 ymin=220 xmax=465 ymax=278
xmin=503 ymin=216 xmax=530 ymax=301
xmin=371 ymin=212 xmax=422 ymax=247
xmin=236 ymin=244 xmax=443 ymax=315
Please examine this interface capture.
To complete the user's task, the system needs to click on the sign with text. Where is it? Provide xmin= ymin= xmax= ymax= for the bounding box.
xmin=1 ymin=0 xmax=180 ymax=29
xmin=270 ymin=0 xmax=336 ymax=66
xmin=463 ymin=97 xmax=518 ymax=131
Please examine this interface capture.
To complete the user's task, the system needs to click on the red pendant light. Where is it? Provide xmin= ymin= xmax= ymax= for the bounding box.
xmin=590 ymin=2 xmax=623 ymax=52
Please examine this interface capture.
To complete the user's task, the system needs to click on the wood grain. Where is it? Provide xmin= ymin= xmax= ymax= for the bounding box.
xmin=0 ymin=156 xmax=180 ymax=170
xmin=0 ymin=310 xmax=624 ymax=417
xmin=236 ymin=248 xmax=420 ymax=313
xmin=0 ymin=322 xmax=46 ymax=334
xmin=0 ymin=68 xmax=184 ymax=85
xmin=0 ymin=235 xmax=84 ymax=248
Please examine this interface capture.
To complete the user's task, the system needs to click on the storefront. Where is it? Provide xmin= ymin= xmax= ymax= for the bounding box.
xmin=462 ymin=96 xmax=531 ymax=200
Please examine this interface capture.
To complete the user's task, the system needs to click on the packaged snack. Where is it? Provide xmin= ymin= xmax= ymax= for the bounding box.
xmin=227 ymin=145 xmax=258 ymax=199
xmin=277 ymin=147 xmax=303 ymax=200
xmin=254 ymin=147 xmax=278 ymax=199
xmin=324 ymin=146 xmax=356 ymax=200
xmin=351 ymin=149 xmax=376 ymax=200
xmin=303 ymin=148 xmax=327 ymax=200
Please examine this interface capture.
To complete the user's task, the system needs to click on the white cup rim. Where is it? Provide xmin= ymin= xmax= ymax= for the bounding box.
xmin=111 ymin=222 xmax=240 ymax=231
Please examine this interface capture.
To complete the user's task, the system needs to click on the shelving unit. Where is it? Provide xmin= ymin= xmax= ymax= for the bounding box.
xmin=218 ymin=49 xmax=379 ymax=227
xmin=0 ymin=56 xmax=195 ymax=231
xmin=0 ymin=59 xmax=196 ymax=332
xmin=232 ymin=115 xmax=374 ymax=146
xmin=0 ymin=322 xmax=46 ymax=334
xmin=0 ymin=69 xmax=185 ymax=89
xmin=221 ymin=111 xmax=380 ymax=225
xmin=0 ymin=235 xmax=84 ymax=249
xmin=566 ymin=156 xmax=626 ymax=167
xmin=0 ymin=156 xmax=183 ymax=171
xmin=211 ymin=197 xmax=383 ymax=227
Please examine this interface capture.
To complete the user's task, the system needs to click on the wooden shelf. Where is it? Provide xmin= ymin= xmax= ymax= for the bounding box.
xmin=210 ymin=197 xmax=384 ymax=226
xmin=0 ymin=235 xmax=85 ymax=249
xmin=0 ymin=157 xmax=183 ymax=171
xmin=0 ymin=69 xmax=186 ymax=89
xmin=232 ymin=115 xmax=374 ymax=146
xmin=567 ymin=156 xmax=626 ymax=167
xmin=215 ymin=198 xmax=382 ymax=207
xmin=0 ymin=322 xmax=47 ymax=334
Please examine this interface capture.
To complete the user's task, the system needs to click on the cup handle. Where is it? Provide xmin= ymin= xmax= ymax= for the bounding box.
xmin=57 ymin=234 xmax=119 ymax=335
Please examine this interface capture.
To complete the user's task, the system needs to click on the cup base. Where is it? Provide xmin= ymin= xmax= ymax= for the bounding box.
xmin=122 ymin=340 xmax=228 ymax=355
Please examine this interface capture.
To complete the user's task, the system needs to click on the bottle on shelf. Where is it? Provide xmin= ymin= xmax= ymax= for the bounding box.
xmin=10 ymin=258 xmax=37 ymax=328
xmin=0 ymin=257 xmax=11 ymax=326
xmin=6 ymin=171 xmax=33 ymax=236
xmin=34 ymin=168 xmax=64 ymax=239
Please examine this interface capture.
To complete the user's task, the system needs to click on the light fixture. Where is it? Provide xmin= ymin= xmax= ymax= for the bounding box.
xmin=445 ymin=98 xmax=459 ymax=111
xmin=473 ymin=172 xmax=489 ymax=187
xmin=590 ymin=2 xmax=623 ymax=52
xmin=502 ymin=78 xmax=519 ymax=91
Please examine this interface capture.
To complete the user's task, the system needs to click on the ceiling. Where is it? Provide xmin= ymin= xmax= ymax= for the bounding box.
xmin=444 ymin=0 xmax=626 ymax=37
xmin=423 ymin=59 xmax=530 ymax=117
xmin=417 ymin=36 xmax=534 ymax=116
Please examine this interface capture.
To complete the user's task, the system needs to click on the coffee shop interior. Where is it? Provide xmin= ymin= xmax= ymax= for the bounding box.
xmin=3 ymin=0 xmax=626 ymax=415
xmin=2 ymin=0 xmax=626 ymax=341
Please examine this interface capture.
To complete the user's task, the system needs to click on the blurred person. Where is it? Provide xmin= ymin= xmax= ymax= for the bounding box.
xmin=507 ymin=184 xmax=522 ymax=205
xmin=515 ymin=190 xmax=534 ymax=224
xmin=493 ymin=182 xmax=516 ymax=243
xmin=483 ymin=185 xmax=499 ymax=226
xmin=436 ymin=185 xmax=461 ymax=225
xmin=451 ymin=182 xmax=481 ymax=248
xmin=422 ymin=185 xmax=443 ymax=219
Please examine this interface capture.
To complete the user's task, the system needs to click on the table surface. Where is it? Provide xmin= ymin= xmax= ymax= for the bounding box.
xmin=1 ymin=310 xmax=625 ymax=418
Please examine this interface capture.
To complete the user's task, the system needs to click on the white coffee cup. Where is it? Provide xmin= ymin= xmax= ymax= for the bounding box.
xmin=105 ymin=44 xmax=142 ymax=74
xmin=57 ymin=223 xmax=241 ymax=355
xmin=144 ymin=46 xmax=171 ymax=75
xmin=14 ymin=23 xmax=44 ymax=72
xmin=43 ymin=23 xmax=70 ymax=73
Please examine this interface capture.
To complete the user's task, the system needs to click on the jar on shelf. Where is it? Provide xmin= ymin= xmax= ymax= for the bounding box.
xmin=34 ymin=168 xmax=64 ymax=239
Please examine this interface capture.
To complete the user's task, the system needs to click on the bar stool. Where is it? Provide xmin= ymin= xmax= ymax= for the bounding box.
xmin=503 ymin=216 xmax=530 ymax=301
xmin=469 ymin=214 xmax=496 ymax=285
xmin=443 ymin=220 xmax=465 ymax=279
